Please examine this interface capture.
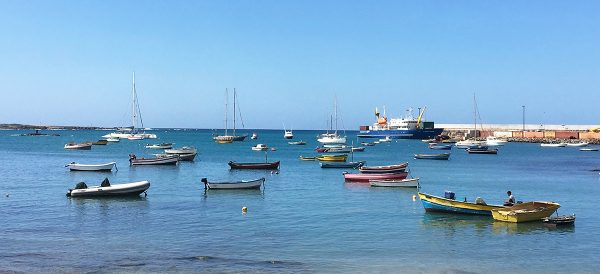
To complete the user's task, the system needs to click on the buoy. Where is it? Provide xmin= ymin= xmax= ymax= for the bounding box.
xmin=5 ymin=193 xmax=9 ymax=197
xmin=242 ymin=206 xmax=248 ymax=214
xmin=412 ymin=195 xmax=416 ymax=201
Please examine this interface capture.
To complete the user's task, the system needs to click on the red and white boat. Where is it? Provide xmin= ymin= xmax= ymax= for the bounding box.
xmin=343 ymin=172 xmax=408 ymax=182
xmin=358 ymin=162 xmax=408 ymax=174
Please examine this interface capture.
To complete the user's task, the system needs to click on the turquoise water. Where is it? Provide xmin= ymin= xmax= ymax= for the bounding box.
xmin=1 ymin=129 xmax=599 ymax=273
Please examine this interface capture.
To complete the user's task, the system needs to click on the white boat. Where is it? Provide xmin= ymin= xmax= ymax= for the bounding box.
xmin=201 ymin=177 xmax=264 ymax=190
xmin=146 ymin=143 xmax=174 ymax=149
xmin=369 ymin=178 xmax=420 ymax=188
xmin=284 ymin=129 xmax=294 ymax=139
xmin=580 ymin=148 xmax=598 ymax=151
xmin=164 ymin=146 xmax=197 ymax=154
xmin=251 ymin=132 xmax=258 ymax=139
xmin=155 ymin=152 xmax=197 ymax=161
xmin=67 ymin=180 xmax=150 ymax=197
xmin=485 ymin=136 xmax=508 ymax=146
xmin=103 ymin=73 xmax=157 ymax=140
xmin=317 ymin=97 xmax=347 ymax=144
xmin=129 ymin=154 xmax=179 ymax=165
xmin=379 ymin=136 xmax=392 ymax=142
xmin=106 ymin=137 xmax=120 ymax=142
xmin=64 ymin=142 xmax=93 ymax=150
xmin=541 ymin=143 xmax=567 ymax=147
xmin=455 ymin=139 xmax=484 ymax=149
xmin=252 ymin=144 xmax=269 ymax=151
xmin=66 ymin=162 xmax=116 ymax=171
xmin=567 ymin=142 xmax=589 ymax=147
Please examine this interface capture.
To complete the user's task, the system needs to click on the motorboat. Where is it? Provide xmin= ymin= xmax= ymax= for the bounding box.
xmin=485 ymin=136 xmax=508 ymax=146
xmin=66 ymin=162 xmax=116 ymax=172
xmin=67 ymin=179 xmax=150 ymax=197
xmin=540 ymin=143 xmax=567 ymax=147
xmin=566 ymin=142 xmax=589 ymax=147
xmin=378 ymin=136 xmax=392 ymax=142
xmin=580 ymin=148 xmax=599 ymax=152
xmin=414 ymin=153 xmax=451 ymax=160
xmin=491 ymin=201 xmax=561 ymax=223
xmin=466 ymin=146 xmax=498 ymax=154
xmin=370 ymin=178 xmax=419 ymax=188
xmin=202 ymin=177 xmax=264 ymax=190
xmin=252 ymin=144 xmax=269 ymax=151
xmin=145 ymin=143 xmax=173 ymax=149
xmin=284 ymin=129 xmax=294 ymax=139
xmin=165 ymin=146 xmax=197 ymax=154
xmin=455 ymin=140 xmax=484 ymax=149
xmin=106 ymin=137 xmax=120 ymax=142
xmin=64 ymin=142 xmax=93 ymax=150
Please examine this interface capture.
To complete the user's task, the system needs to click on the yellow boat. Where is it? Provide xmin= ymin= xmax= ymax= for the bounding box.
xmin=418 ymin=192 xmax=504 ymax=215
xmin=316 ymin=154 xmax=348 ymax=162
xmin=491 ymin=201 xmax=560 ymax=223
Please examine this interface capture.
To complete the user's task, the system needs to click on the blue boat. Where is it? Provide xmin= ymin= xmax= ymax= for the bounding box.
xmin=418 ymin=192 xmax=504 ymax=215
xmin=357 ymin=107 xmax=443 ymax=139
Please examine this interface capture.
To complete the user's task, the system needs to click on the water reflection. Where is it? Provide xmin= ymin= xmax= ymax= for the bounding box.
xmin=420 ymin=213 xmax=492 ymax=236
xmin=202 ymin=188 xmax=265 ymax=199
xmin=491 ymin=221 xmax=575 ymax=235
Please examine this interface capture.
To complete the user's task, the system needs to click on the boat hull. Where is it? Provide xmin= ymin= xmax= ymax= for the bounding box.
xmin=67 ymin=162 xmax=116 ymax=171
xmin=320 ymin=161 xmax=365 ymax=168
xmin=228 ymin=161 xmax=280 ymax=170
xmin=370 ymin=178 xmax=419 ymax=187
xmin=418 ymin=192 xmax=504 ymax=215
xmin=344 ymin=172 xmax=408 ymax=182
xmin=68 ymin=181 xmax=150 ymax=197
xmin=204 ymin=178 xmax=265 ymax=189
xmin=414 ymin=153 xmax=450 ymax=160
xmin=130 ymin=156 xmax=178 ymax=165
xmin=491 ymin=201 xmax=561 ymax=223
xmin=357 ymin=128 xmax=443 ymax=139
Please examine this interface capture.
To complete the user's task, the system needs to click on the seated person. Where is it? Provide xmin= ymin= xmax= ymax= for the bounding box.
xmin=503 ymin=191 xmax=515 ymax=206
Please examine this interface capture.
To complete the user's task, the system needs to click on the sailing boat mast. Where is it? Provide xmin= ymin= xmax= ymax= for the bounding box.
xmin=225 ymin=88 xmax=229 ymax=136
xmin=334 ymin=96 xmax=338 ymax=134
xmin=473 ymin=93 xmax=477 ymax=138
xmin=132 ymin=72 xmax=137 ymax=132
xmin=233 ymin=88 xmax=236 ymax=137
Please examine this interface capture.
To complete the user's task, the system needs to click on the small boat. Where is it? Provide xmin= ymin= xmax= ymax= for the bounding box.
xmin=251 ymin=132 xmax=258 ymax=139
xmin=145 ymin=143 xmax=173 ymax=149
xmin=288 ymin=141 xmax=307 ymax=145
xmin=129 ymin=154 xmax=178 ymax=165
xmin=491 ymin=201 xmax=561 ymax=223
xmin=466 ymin=146 xmax=498 ymax=154
xmin=429 ymin=144 xmax=452 ymax=150
xmin=414 ymin=153 xmax=450 ymax=160
xmin=228 ymin=161 xmax=280 ymax=170
xmin=422 ymin=139 xmax=436 ymax=143
xmin=155 ymin=153 xmax=197 ymax=161
xmin=540 ymin=143 xmax=567 ymax=147
xmin=216 ymin=138 xmax=233 ymax=144
xmin=567 ymin=142 xmax=589 ymax=147
xmin=252 ymin=144 xmax=269 ymax=151
xmin=299 ymin=156 xmax=317 ymax=161
xmin=361 ymin=142 xmax=375 ymax=146
xmin=165 ymin=146 xmax=197 ymax=154
xmin=379 ymin=136 xmax=392 ymax=142
xmin=106 ymin=137 xmax=120 ymax=142
xmin=359 ymin=162 xmax=408 ymax=174
xmin=580 ymin=148 xmax=599 ymax=152
xmin=370 ymin=178 xmax=419 ymax=188
xmin=542 ymin=214 xmax=576 ymax=226
xmin=67 ymin=179 xmax=150 ymax=197
xmin=66 ymin=162 xmax=116 ymax=171
xmin=485 ymin=136 xmax=508 ymax=146
xmin=202 ymin=177 xmax=264 ymax=190
xmin=373 ymin=141 xmax=381 ymax=144
xmin=351 ymin=147 xmax=365 ymax=152
xmin=320 ymin=161 xmax=365 ymax=168
xmin=316 ymin=154 xmax=348 ymax=162
xmin=455 ymin=140 xmax=484 ymax=149
xmin=344 ymin=172 xmax=408 ymax=182
xmin=127 ymin=134 xmax=145 ymax=140
xmin=418 ymin=192 xmax=504 ymax=215
xmin=64 ymin=142 xmax=93 ymax=150
xmin=92 ymin=139 xmax=108 ymax=145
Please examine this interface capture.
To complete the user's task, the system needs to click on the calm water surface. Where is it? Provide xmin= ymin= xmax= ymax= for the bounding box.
xmin=1 ymin=129 xmax=599 ymax=273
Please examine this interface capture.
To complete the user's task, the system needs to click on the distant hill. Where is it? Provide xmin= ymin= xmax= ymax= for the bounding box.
xmin=0 ymin=123 xmax=100 ymax=130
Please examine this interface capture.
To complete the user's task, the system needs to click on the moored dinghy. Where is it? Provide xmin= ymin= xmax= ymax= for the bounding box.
xmin=145 ymin=143 xmax=174 ymax=149
xmin=343 ymin=172 xmax=408 ymax=182
xmin=320 ymin=161 xmax=365 ymax=169
xmin=418 ymin=192 xmax=504 ymax=215
xmin=414 ymin=153 xmax=450 ymax=160
xmin=201 ymin=177 xmax=265 ymax=190
xmin=64 ymin=142 xmax=93 ymax=150
xmin=129 ymin=154 xmax=179 ymax=165
xmin=359 ymin=162 xmax=408 ymax=174
xmin=491 ymin=201 xmax=561 ymax=223
xmin=370 ymin=178 xmax=419 ymax=188
xmin=67 ymin=178 xmax=150 ymax=197
xmin=228 ymin=161 xmax=280 ymax=170
xmin=66 ymin=162 xmax=116 ymax=172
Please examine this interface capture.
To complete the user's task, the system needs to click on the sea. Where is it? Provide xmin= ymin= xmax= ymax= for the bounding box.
xmin=1 ymin=129 xmax=599 ymax=273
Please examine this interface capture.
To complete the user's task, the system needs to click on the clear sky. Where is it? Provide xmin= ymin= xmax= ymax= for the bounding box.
xmin=1 ymin=1 xmax=598 ymax=129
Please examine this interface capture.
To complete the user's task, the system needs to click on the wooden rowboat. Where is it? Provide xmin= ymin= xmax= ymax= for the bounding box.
xmin=299 ymin=156 xmax=317 ymax=161
xmin=320 ymin=161 xmax=365 ymax=168
xmin=491 ymin=201 xmax=561 ymax=223
xmin=67 ymin=180 xmax=150 ymax=197
xmin=418 ymin=192 xmax=504 ymax=215
xmin=92 ymin=139 xmax=108 ymax=145
xmin=359 ymin=162 xmax=408 ymax=174
xmin=343 ymin=172 xmax=408 ymax=182
xmin=370 ymin=178 xmax=419 ymax=188
xmin=145 ymin=143 xmax=173 ymax=149
xmin=66 ymin=162 xmax=116 ymax=172
xmin=201 ymin=177 xmax=264 ymax=190
xmin=129 ymin=154 xmax=178 ymax=165
xmin=64 ymin=142 xmax=93 ymax=150
xmin=228 ymin=161 xmax=280 ymax=170
xmin=316 ymin=154 xmax=348 ymax=162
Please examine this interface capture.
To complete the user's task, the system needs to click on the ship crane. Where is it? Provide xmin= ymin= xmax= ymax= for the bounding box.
xmin=416 ymin=107 xmax=427 ymax=129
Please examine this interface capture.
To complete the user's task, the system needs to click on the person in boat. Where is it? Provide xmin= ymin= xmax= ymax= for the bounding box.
xmin=128 ymin=154 xmax=137 ymax=163
xmin=504 ymin=191 xmax=515 ymax=206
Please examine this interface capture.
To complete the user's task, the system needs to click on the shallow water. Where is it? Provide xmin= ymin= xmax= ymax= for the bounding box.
xmin=1 ymin=129 xmax=599 ymax=273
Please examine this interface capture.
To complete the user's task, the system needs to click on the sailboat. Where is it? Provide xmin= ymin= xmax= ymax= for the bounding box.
xmin=103 ymin=73 xmax=157 ymax=140
xmin=213 ymin=88 xmax=248 ymax=143
xmin=317 ymin=98 xmax=346 ymax=144
xmin=455 ymin=94 xmax=484 ymax=149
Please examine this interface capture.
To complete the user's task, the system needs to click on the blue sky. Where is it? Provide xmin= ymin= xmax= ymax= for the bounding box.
xmin=1 ymin=1 xmax=598 ymax=129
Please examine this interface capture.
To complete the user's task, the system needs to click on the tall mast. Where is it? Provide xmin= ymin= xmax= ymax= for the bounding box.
xmin=334 ymin=96 xmax=338 ymax=134
xmin=132 ymin=72 xmax=136 ymax=131
xmin=225 ymin=88 xmax=228 ymax=136
xmin=473 ymin=93 xmax=477 ymax=138
xmin=233 ymin=88 xmax=236 ymax=136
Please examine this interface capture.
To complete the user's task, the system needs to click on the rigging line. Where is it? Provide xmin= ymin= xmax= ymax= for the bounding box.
xmin=237 ymin=98 xmax=245 ymax=129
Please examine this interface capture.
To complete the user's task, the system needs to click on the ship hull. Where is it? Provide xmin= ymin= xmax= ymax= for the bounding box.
xmin=357 ymin=128 xmax=444 ymax=139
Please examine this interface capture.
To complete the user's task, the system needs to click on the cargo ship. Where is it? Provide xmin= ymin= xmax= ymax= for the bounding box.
xmin=357 ymin=107 xmax=444 ymax=139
